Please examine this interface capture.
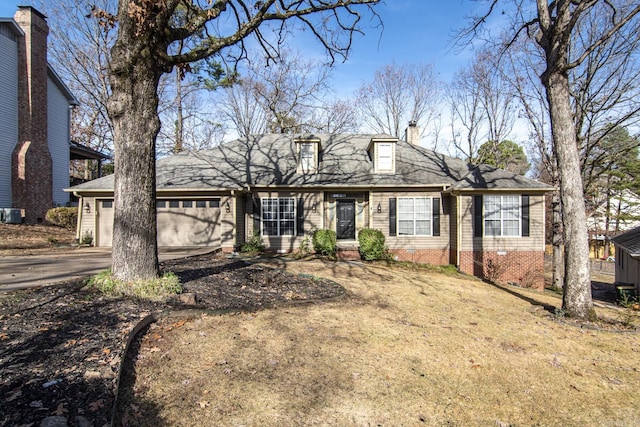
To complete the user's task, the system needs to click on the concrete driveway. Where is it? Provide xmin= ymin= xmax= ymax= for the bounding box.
xmin=0 ymin=247 xmax=216 ymax=293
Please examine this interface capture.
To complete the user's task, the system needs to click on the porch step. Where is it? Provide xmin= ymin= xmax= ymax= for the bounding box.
xmin=336 ymin=245 xmax=361 ymax=261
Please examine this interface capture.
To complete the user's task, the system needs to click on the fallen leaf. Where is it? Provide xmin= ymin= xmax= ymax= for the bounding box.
xmin=103 ymin=348 xmax=111 ymax=355
xmin=198 ymin=400 xmax=210 ymax=409
xmin=52 ymin=402 xmax=68 ymax=415
xmin=88 ymin=399 xmax=104 ymax=412
xmin=64 ymin=339 xmax=77 ymax=348
xmin=0 ymin=333 xmax=9 ymax=340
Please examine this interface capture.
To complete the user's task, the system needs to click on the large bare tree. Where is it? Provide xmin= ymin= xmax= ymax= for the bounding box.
xmin=463 ymin=0 xmax=640 ymax=318
xmin=105 ymin=0 xmax=380 ymax=281
xmin=356 ymin=63 xmax=441 ymax=141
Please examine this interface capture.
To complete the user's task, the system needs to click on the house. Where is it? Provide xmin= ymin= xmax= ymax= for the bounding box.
xmin=587 ymin=189 xmax=640 ymax=259
xmin=0 ymin=6 xmax=78 ymax=223
xmin=611 ymin=226 xmax=640 ymax=297
xmin=68 ymin=127 xmax=553 ymax=288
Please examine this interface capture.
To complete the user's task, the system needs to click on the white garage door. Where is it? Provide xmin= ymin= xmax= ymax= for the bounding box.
xmin=96 ymin=198 xmax=221 ymax=247
xmin=157 ymin=199 xmax=221 ymax=247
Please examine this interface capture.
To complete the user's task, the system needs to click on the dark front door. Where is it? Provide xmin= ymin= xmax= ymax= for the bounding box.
xmin=336 ymin=200 xmax=355 ymax=239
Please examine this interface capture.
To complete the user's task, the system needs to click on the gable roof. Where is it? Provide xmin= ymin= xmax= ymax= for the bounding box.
xmin=612 ymin=226 xmax=640 ymax=257
xmin=67 ymin=134 xmax=553 ymax=193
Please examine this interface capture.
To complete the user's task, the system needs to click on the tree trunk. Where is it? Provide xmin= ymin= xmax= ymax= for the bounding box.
xmin=551 ymin=189 xmax=563 ymax=290
xmin=544 ymin=71 xmax=593 ymax=318
xmin=107 ymin=13 xmax=164 ymax=282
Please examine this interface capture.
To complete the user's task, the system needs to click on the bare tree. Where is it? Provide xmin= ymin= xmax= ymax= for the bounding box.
xmin=462 ymin=0 xmax=640 ymax=318
xmin=356 ymin=63 xmax=441 ymax=141
xmin=105 ymin=0 xmax=381 ymax=281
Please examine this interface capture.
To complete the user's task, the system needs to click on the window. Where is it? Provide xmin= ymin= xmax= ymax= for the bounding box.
xmin=378 ymin=143 xmax=393 ymax=170
xmin=156 ymin=200 xmax=166 ymax=208
xmin=398 ymin=197 xmax=432 ymax=236
xmin=169 ymin=200 xmax=180 ymax=208
xmin=209 ymin=199 xmax=220 ymax=208
xmin=182 ymin=200 xmax=193 ymax=208
xmin=102 ymin=200 xmax=113 ymax=208
xmin=196 ymin=200 xmax=207 ymax=208
xmin=484 ymin=195 xmax=520 ymax=236
xmin=262 ymin=198 xmax=295 ymax=236
xmin=300 ymin=143 xmax=315 ymax=172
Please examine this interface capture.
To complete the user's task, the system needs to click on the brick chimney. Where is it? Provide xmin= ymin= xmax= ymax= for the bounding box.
xmin=11 ymin=6 xmax=53 ymax=223
xmin=405 ymin=120 xmax=420 ymax=145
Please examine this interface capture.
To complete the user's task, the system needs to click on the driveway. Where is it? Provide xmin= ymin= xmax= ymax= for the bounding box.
xmin=0 ymin=247 xmax=216 ymax=293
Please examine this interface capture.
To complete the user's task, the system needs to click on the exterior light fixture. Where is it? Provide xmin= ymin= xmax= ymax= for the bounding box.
xmin=225 ymin=201 xmax=231 ymax=213
xmin=312 ymin=203 xmax=317 ymax=213
xmin=84 ymin=202 xmax=90 ymax=213
xmin=377 ymin=202 xmax=382 ymax=213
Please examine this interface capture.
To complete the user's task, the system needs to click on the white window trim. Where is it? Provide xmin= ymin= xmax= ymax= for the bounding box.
xmin=397 ymin=197 xmax=432 ymax=236
xmin=261 ymin=197 xmax=296 ymax=236
xmin=377 ymin=142 xmax=394 ymax=172
xmin=484 ymin=195 xmax=521 ymax=237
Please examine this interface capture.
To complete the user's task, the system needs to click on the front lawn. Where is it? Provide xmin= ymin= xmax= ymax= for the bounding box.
xmin=123 ymin=260 xmax=640 ymax=426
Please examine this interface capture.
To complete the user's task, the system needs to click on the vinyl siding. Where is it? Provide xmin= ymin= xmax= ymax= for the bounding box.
xmin=370 ymin=190 xmax=450 ymax=250
xmin=0 ymin=28 xmax=18 ymax=207
xmin=459 ymin=193 xmax=545 ymax=252
xmin=249 ymin=191 xmax=323 ymax=251
xmin=48 ymin=75 xmax=71 ymax=206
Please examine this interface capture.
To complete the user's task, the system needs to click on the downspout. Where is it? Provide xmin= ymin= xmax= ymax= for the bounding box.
xmin=456 ymin=193 xmax=461 ymax=268
xmin=74 ymin=192 xmax=82 ymax=241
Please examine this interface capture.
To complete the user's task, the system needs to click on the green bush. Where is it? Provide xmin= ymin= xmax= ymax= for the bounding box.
xmin=241 ymin=232 xmax=265 ymax=254
xmin=358 ymin=228 xmax=390 ymax=261
xmin=88 ymin=270 xmax=182 ymax=300
xmin=313 ymin=229 xmax=336 ymax=258
xmin=45 ymin=207 xmax=78 ymax=230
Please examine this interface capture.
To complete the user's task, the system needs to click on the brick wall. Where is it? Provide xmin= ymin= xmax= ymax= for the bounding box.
xmin=459 ymin=250 xmax=545 ymax=290
xmin=390 ymin=248 xmax=451 ymax=266
xmin=11 ymin=7 xmax=52 ymax=223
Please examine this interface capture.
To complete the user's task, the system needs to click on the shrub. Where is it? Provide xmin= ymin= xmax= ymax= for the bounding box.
xmin=358 ymin=228 xmax=390 ymax=261
xmin=88 ymin=270 xmax=182 ymax=300
xmin=81 ymin=230 xmax=93 ymax=246
xmin=313 ymin=229 xmax=336 ymax=258
xmin=241 ymin=232 xmax=265 ymax=254
xmin=296 ymin=234 xmax=312 ymax=258
xmin=46 ymin=207 xmax=78 ymax=230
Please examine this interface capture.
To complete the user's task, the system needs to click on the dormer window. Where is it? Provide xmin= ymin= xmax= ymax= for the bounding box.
xmin=368 ymin=138 xmax=397 ymax=173
xmin=295 ymin=137 xmax=321 ymax=173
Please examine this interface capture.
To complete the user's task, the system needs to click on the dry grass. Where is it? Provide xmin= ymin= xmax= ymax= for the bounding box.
xmin=127 ymin=260 xmax=640 ymax=426
xmin=0 ymin=223 xmax=76 ymax=255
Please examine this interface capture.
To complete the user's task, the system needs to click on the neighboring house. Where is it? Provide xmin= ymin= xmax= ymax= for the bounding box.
xmin=68 ymin=128 xmax=553 ymax=288
xmin=611 ymin=226 xmax=640 ymax=297
xmin=588 ymin=189 xmax=640 ymax=258
xmin=0 ymin=6 xmax=78 ymax=223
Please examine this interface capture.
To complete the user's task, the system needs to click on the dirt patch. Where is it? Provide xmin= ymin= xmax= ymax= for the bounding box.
xmin=0 ymin=254 xmax=344 ymax=426
xmin=0 ymin=223 xmax=77 ymax=255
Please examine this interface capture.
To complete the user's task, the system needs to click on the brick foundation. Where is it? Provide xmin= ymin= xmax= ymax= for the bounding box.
xmin=459 ymin=250 xmax=545 ymax=290
xmin=389 ymin=248 xmax=450 ymax=266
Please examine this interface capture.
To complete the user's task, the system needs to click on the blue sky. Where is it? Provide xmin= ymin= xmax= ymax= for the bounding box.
xmin=0 ymin=0 xmax=498 ymax=92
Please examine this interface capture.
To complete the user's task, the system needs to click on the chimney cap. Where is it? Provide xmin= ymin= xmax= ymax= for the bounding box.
xmin=16 ymin=5 xmax=48 ymax=21
xmin=408 ymin=120 xmax=417 ymax=127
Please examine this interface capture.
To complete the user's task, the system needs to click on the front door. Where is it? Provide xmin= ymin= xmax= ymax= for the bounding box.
xmin=336 ymin=200 xmax=355 ymax=239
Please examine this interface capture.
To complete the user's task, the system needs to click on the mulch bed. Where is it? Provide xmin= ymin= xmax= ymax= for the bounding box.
xmin=0 ymin=253 xmax=345 ymax=427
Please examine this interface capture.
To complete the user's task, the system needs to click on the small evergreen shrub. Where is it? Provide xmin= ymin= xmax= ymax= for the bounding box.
xmin=313 ymin=229 xmax=336 ymax=258
xmin=241 ymin=232 xmax=265 ymax=254
xmin=88 ymin=270 xmax=182 ymax=300
xmin=358 ymin=228 xmax=390 ymax=261
xmin=296 ymin=234 xmax=312 ymax=258
xmin=46 ymin=207 xmax=78 ymax=230
xmin=81 ymin=231 xmax=93 ymax=245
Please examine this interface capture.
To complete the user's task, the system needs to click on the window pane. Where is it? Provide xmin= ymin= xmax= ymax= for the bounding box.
xmin=182 ymin=200 xmax=193 ymax=208
xmin=169 ymin=200 xmax=180 ymax=208
xmin=398 ymin=220 xmax=414 ymax=235
xmin=280 ymin=198 xmax=295 ymax=220
xmin=196 ymin=200 xmax=206 ymax=208
xmin=378 ymin=143 xmax=392 ymax=169
xmin=503 ymin=220 xmax=519 ymax=236
xmin=102 ymin=200 xmax=112 ymax=208
xmin=301 ymin=143 xmax=314 ymax=170
xmin=485 ymin=219 xmax=501 ymax=236
xmin=416 ymin=219 xmax=431 ymax=235
xmin=280 ymin=220 xmax=295 ymax=236
xmin=209 ymin=199 xmax=220 ymax=208
xmin=484 ymin=196 xmax=500 ymax=220
xmin=156 ymin=200 xmax=166 ymax=208
xmin=263 ymin=221 xmax=278 ymax=236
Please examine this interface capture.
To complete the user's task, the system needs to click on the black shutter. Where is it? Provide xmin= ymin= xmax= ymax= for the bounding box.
xmin=253 ymin=198 xmax=261 ymax=235
xmin=389 ymin=198 xmax=397 ymax=236
xmin=474 ymin=195 xmax=483 ymax=237
xmin=521 ymin=195 xmax=530 ymax=237
xmin=433 ymin=198 xmax=440 ymax=236
xmin=297 ymin=198 xmax=305 ymax=236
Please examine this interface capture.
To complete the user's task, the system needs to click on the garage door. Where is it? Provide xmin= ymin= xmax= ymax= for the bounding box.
xmin=96 ymin=198 xmax=221 ymax=247
xmin=157 ymin=199 xmax=221 ymax=247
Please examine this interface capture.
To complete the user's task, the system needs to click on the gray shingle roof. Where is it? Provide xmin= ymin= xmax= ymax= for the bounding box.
xmin=612 ymin=226 xmax=640 ymax=256
xmin=68 ymin=134 xmax=552 ymax=192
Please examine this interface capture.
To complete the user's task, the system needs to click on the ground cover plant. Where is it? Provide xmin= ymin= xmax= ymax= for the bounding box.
xmin=124 ymin=260 xmax=640 ymax=426
xmin=0 ymin=223 xmax=77 ymax=255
